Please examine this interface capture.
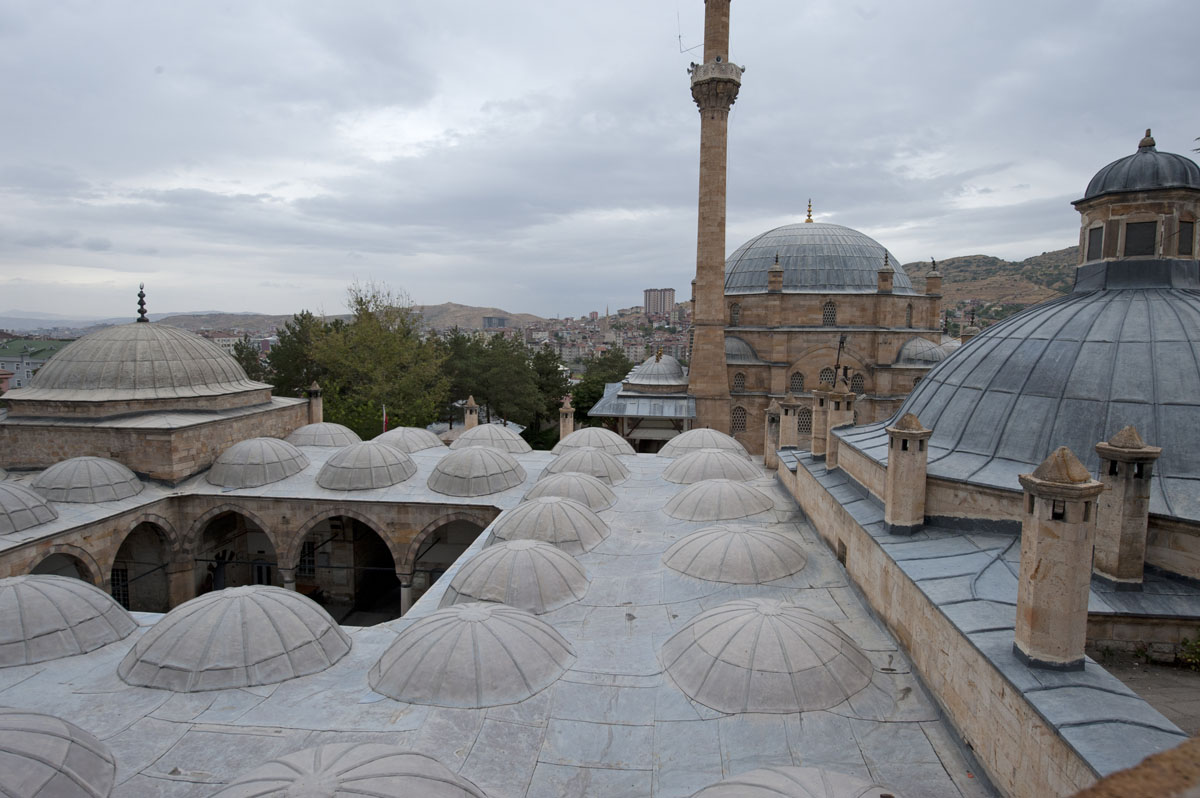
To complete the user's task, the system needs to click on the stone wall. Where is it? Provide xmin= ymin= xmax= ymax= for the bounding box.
xmin=7 ymin=387 xmax=272 ymax=419
xmin=1087 ymin=615 xmax=1200 ymax=663
xmin=1146 ymin=516 xmax=1200 ymax=580
xmin=779 ymin=463 xmax=1099 ymax=797
xmin=0 ymin=401 xmax=308 ymax=483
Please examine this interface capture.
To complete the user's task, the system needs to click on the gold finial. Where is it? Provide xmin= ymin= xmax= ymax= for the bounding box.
xmin=656 ymin=346 xmax=663 ymax=362
xmin=805 ymin=199 xmax=813 ymax=223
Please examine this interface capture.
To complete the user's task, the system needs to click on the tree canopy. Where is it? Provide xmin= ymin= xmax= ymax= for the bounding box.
xmin=571 ymin=349 xmax=635 ymax=423
xmin=232 ymin=335 xmax=267 ymax=382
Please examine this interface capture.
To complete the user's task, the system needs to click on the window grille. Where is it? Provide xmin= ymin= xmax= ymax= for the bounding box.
xmin=797 ymin=407 xmax=812 ymax=435
xmin=298 ymin=541 xmax=316 ymax=578
xmin=789 ymin=372 xmax=804 ymax=393
xmin=731 ymin=406 xmax=748 ymax=433
xmin=905 ymin=304 xmax=913 ymax=328
xmin=819 ymin=366 xmax=835 ymax=385
xmin=111 ymin=567 xmax=130 ymax=608
xmin=732 ymin=372 xmax=746 ymax=392
xmin=850 ymin=374 xmax=865 ymax=394
xmin=822 ymin=301 xmax=837 ymax=326
xmin=729 ymin=303 xmax=741 ymax=325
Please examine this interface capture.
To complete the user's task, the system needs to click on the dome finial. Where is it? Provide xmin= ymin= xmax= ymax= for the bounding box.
xmin=805 ymin=199 xmax=813 ymax=223
xmin=136 ymin=283 xmax=148 ymax=323
xmin=1139 ymin=128 xmax=1156 ymax=150
xmin=656 ymin=346 xmax=663 ymax=362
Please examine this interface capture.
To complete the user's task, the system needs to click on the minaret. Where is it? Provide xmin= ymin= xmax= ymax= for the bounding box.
xmin=687 ymin=0 xmax=743 ymax=432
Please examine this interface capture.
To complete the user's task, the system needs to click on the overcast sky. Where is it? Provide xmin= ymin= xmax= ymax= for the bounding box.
xmin=1 ymin=1 xmax=1196 ymax=320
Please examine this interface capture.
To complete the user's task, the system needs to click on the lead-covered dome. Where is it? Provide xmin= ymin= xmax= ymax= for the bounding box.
xmin=659 ymin=428 xmax=749 ymax=459
xmin=662 ymin=525 xmax=808 ymax=583
xmin=316 ymin=442 xmax=416 ymax=490
xmin=0 ymin=482 xmax=58 ymax=534
xmin=662 ymin=448 xmax=761 ymax=484
xmin=214 ymin=745 xmax=488 ymax=798
xmin=31 ymin=456 xmax=143 ymax=503
xmin=207 ymin=437 xmax=309 ymax=489
xmin=626 ymin=352 xmax=687 ymax=389
xmin=725 ymin=222 xmax=915 ymax=295
xmin=427 ymin=446 xmax=526 ymax=497
xmin=369 ymin=603 xmax=574 ymax=708
xmin=2 ymin=322 xmax=268 ymax=404
xmin=450 ymin=423 xmax=532 ymax=453
xmin=118 ymin=585 xmax=351 ymax=692
xmin=541 ymin=446 xmax=630 ymax=485
xmin=660 ymin=599 xmax=873 ymax=714
xmin=665 ymin=479 xmax=773 ymax=522
xmin=286 ymin=422 xmax=361 ymax=447
xmin=1081 ymin=131 xmax=1200 ymax=201
xmin=894 ymin=336 xmax=948 ymax=367
xmin=0 ymin=708 xmax=117 ymax=798
xmin=490 ymin=496 xmax=610 ymax=555
xmin=842 ymin=288 xmax=1200 ymax=521
xmin=440 ymin=539 xmax=588 ymax=614
xmin=374 ymin=426 xmax=445 ymax=453
xmin=523 ymin=471 xmax=617 ymax=511
xmin=553 ymin=426 xmax=635 ymax=456
xmin=0 ymin=574 xmax=136 ymax=667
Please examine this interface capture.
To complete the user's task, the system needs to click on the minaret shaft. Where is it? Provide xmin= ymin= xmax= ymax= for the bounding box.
xmin=688 ymin=0 xmax=741 ymax=433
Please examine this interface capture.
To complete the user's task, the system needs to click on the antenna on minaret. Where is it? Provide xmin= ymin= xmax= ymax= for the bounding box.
xmin=136 ymin=283 xmax=149 ymax=322
xmin=676 ymin=8 xmax=702 ymax=54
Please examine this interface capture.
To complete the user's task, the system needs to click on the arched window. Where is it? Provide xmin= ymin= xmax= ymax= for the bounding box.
xmin=732 ymin=372 xmax=746 ymax=392
xmin=822 ymin=301 xmax=837 ymax=326
xmin=731 ymin=406 xmax=748 ymax=434
xmin=913 ymin=376 xmax=923 ymax=387
xmin=729 ymin=303 xmax=741 ymax=326
xmin=797 ymin=407 xmax=812 ymax=435
xmin=850 ymin=373 xmax=865 ymax=394
xmin=905 ymin=304 xmax=913 ymax=328
xmin=789 ymin=371 xmax=805 ymax=394
xmin=819 ymin=366 xmax=836 ymax=386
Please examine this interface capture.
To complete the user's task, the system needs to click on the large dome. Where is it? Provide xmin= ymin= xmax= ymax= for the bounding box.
xmin=3 ymin=322 xmax=268 ymax=404
xmin=725 ymin=222 xmax=916 ymax=296
xmin=842 ymin=286 xmax=1200 ymax=521
xmin=1081 ymin=131 xmax=1200 ymax=202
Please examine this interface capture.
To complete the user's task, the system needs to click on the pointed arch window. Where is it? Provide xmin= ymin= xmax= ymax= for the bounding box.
xmin=905 ymin=304 xmax=913 ymax=328
xmin=819 ymin=366 xmax=836 ymax=386
xmin=729 ymin=303 xmax=741 ymax=326
xmin=797 ymin=407 xmax=812 ymax=435
xmin=731 ymin=406 xmax=748 ymax=434
xmin=789 ymin=371 xmax=805 ymax=394
xmin=732 ymin=372 xmax=746 ymax=392
xmin=850 ymin=373 xmax=865 ymax=394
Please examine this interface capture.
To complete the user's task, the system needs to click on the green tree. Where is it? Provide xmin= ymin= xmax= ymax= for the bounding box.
xmin=439 ymin=328 xmax=487 ymax=421
xmin=267 ymin=311 xmax=327 ymax=397
xmin=531 ymin=344 xmax=569 ymax=426
xmin=232 ymin=335 xmax=267 ymax=381
xmin=477 ymin=335 xmax=540 ymax=426
xmin=315 ymin=283 xmax=448 ymax=438
xmin=572 ymin=349 xmax=634 ymax=422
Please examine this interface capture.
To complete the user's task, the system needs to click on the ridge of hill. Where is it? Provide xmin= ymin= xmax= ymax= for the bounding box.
xmin=411 ymin=302 xmax=546 ymax=330
xmin=904 ymin=245 xmax=1079 ymax=308
xmin=152 ymin=303 xmax=547 ymax=335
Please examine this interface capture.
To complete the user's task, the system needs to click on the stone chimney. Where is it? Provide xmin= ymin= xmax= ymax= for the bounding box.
xmin=1013 ymin=446 xmax=1103 ymax=670
xmin=877 ymin=253 xmax=894 ymax=294
xmin=306 ymin=382 xmax=323 ymax=424
xmin=884 ymin=413 xmax=932 ymax=535
xmin=810 ymin=383 xmax=833 ymax=458
xmin=925 ymin=258 xmax=943 ymax=296
xmin=767 ymin=253 xmax=784 ymax=294
xmin=464 ymin=395 xmax=479 ymax=430
xmin=559 ymin=396 xmax=575 ymax=442
xmin=1094 ymin=425 xmax=1162 ymax=590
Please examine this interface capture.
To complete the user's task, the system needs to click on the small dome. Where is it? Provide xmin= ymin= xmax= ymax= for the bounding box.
xmin=286 ymin=422 xmax=362 ymax=447
xmin=427 ymin=446 xmax=527 ymax=497
xmin=523 ymin=472 xmax=616 ymax=511
xmin=3 ymin=321 xmax=266 ymax=402
xmin=31 ymin=456 xmax=143 ymax=503
xmin=440 ymin=539 xmax=589 ymax=614
xmin=213 ymin=744 xmax=488 ymax=798
xmin=894 ymin=336 xmax=947 ymax=366
xmin=692 ymin=766 xmax=903 ymax=798
xmin=1081 ymin=131 xmax=1200 ymax=201
xmin=660 ymin=599 xmax=873 ymax=713
xmin=725 ymin=222 xmax=915 ymax=296
xmin=0 ymin=574 xmax=136 ymax=667
xmin=0 ymin=482 xmax=59 ymax=534
xmin=207 ymin=437 xmax=309 ymax=489
xmin=662 ymin=448 xmax=761 ymax=484
xmin=541 ymin=446 xmax=630 ymax=485
xmin=490 ymin=496 xmax=610 ymax=555
xmin=662 ymin=525 xmax=808 ymax=583
xmin=626 ymin=353 xmax=687 ymax=387
xmin=369 ymin=603 xmax=574 ymax=708
xmin=665 ymin=479 xmax=773 ymax=521
xmin=553 ymin=426 xmax=635 ymax=456
xmin=118 ymin=586 xmax=351 ymax=692
xmin=0 ymin=708 xmax=117 ymax=798
xmin=659 ymin=429 xmax=749 ymax=459
xmin=374 ymin=426 xmax=446 ymax=453
xmin=316 ymin=442 xmax=417 ymax=490
xmin=450 ymin=423 xmax=532 ymax=453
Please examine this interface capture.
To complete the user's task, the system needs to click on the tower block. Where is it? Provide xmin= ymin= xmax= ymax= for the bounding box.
xmin=687 ymin=0 xmax=743 ymax=433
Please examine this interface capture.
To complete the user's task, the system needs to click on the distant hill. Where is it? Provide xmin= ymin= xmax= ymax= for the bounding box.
xmin=905 ymin=246 xmax=1078 ymax=308
xmin=412 ymin=302 xmax=546 ymax=330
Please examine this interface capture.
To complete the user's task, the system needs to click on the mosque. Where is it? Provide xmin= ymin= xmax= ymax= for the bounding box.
xmin=1 ymin=2 xmax=1199 ymax=797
